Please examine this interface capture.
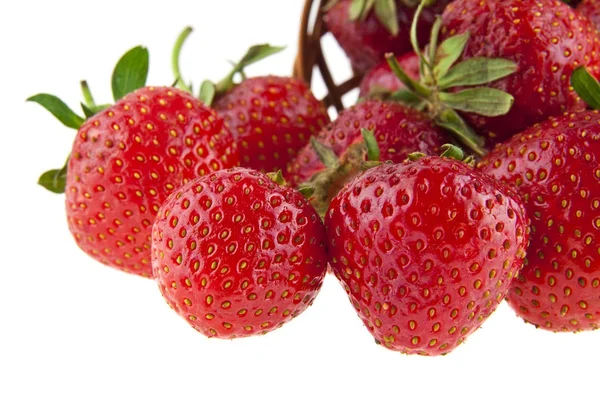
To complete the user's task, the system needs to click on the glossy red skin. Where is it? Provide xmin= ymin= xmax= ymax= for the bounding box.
xmin=286 ymin=100 xmax=448 ymax=187
xmin=578 ymin=0 xmax=600 ymax=29
xmin=213 ymin=76 xmax=329 ymax=174
xmin=152 ymin=168 xmax=328 ymax=338
xmin=359 ymin=53 xmax=421 ymax=98
xmin=326 ymin=158 xmax=529 ymax=355
xmin=325 ymin=0 xmax=451 ymax=74
xmin=440 ymin=0 xmax=600 ymax=147
xmin=478 ymin=110 xmax=600 ymax=332
xmin=66 ymin=87 xmax=238 ymax=278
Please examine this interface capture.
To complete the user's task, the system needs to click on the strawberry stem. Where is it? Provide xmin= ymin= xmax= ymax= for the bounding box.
xmin=172 ymin=26 xmax=193 ymax=93
xmin=80 ymin=80 xmax=96 ymax=109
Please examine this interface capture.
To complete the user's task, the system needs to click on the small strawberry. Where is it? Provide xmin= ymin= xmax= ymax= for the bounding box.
xmin=438 ymin=0 xmax=600 ymax=145
xmin=30 ymin=47 xmax=238 ymax=277
xmin=151 ymin=168 xmax=328 ymax=338
xmin=287 ymin=99 xmax=448 ymax=186
xmin=478 ymin=70 xmax=600 ymax=331
xmin=326 ymin=149 xmax=529 ymax=355
xmin=577 ymin=0 xmax=600 ymax=30
xmin=172 ymin=28 xmax=330 ymax=174
xmin=359 ymin=52 xmax=420 ymax=98
xmin=324 ymin=0 xmax=451 ymax=74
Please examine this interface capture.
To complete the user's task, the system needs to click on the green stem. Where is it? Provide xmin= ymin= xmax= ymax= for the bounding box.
xmin=80 ymin=81 xmax=96 ymax=108
xmin=172 ymin=26 xmax=193 ymax=93
xmin=386 ymin=54 xmax=432 ymax=98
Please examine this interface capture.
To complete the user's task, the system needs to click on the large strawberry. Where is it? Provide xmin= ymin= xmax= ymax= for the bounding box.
xmin=30 ymin=47 xmax=238 ymax=277
xmin=172 ymin=28 xmax=330 ymax=174
xmin=359 ymin=52 xmax=420 ymax=98
xmin=326 ymin=151 xmax=530 ymax=355
xmin=478 ymin=109 xmax=600 ymax=332
xmin=152 ymin=168 xmax=328 ymax=338
xmin=324 ymin=0 xmax=451 ymax=74
xmin=286 ymin=100 xmax=449 ymax=215
xmin=438 ymin=0 xmax=600 ymax=145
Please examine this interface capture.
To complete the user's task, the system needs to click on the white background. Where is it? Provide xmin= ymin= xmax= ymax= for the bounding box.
xmin=1 ymin=1 xmax=598 ymax=399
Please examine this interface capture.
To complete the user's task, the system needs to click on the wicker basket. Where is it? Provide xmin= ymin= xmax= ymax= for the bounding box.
xmin=293 ymin=0 xmax=363 ymax=113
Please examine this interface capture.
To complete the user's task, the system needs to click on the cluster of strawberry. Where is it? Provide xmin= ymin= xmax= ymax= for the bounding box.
xmin=31 ymin=0 xmax=599 ymax=356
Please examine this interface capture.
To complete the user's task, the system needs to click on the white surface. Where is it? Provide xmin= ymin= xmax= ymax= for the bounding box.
xmin=1 ymin=1 xmax=597 ymax=399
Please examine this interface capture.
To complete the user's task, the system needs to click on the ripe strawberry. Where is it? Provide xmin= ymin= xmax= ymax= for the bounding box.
xmin=359 ymin=52 xmax=420 ymax=98
xmin=152 ymin=168 xmax=328 ymax=338
xmin=577 ymin=0 xmax=600 ymax=29
xmin=286 ymin=99 xmax=448 ymax=188
xmin=324 ymin=0 xmax=451 ymax=74
xmin=30 ymin=46 xmax=239 ymax=277
xmin=213 ymin=76 xmax=330 ymax=173
xmin=326 ymin=155 xmax=529 ymax=355
xmin=478 ymin=110 xmax=600 ymax=332
xmin=171 ymin=30 xmax=330 ymax=174
xmin=439 ymin=0 xmax=600 ymax=145
xmin=65 ymin=87 xmax=238 ymax=277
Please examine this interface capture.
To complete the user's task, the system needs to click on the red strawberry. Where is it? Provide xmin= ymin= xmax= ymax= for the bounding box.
xmin=326 ymin=155 xmax=530 ymax=355
xmin=30 ymin=46 xmax=239 ymax=277
xmin=325 ymin=0 xmax=451 ymax=74
xmin=213 ymin=76 xmax=330 ymax=173
xmin=439 ymin=0 xmax=600 ymax=145
xmin=170 ymin=32 xmax=330 ymax=174
xmin=359 ymin=52 xmax=420 ymax=98
xmin=152 ymin=168 xmax=328 ymax=338
xmin=65 ymin=87 xmax=238 ymax=277
xmin=286 ymin=99 xmax=448 ymax=188
xmin=577 ymin=0 xmax=600 ymax=30
xmin=478 ymin=110 xmax=600 ymax=332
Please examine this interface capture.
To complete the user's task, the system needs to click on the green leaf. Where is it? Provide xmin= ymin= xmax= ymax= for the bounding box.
xmin=571 ymin=66 xmax=600 ymax=109
xmin=439 ymin=88 xmax=514 ymax=117
xmin=38 ymin=164 xmax=67 ymax=194
xmin=27 ymin=94 xmax=84 ymax=129
xmin=361 ymin=129 xmax=380 ymax=161
xmin=310 ymin=137 xmax=340 ymax=169
xmin=386 ymin=54 xmax=431 ymax=98
xmin=438 ymin=57 xmax=517 ymax=89
xmin=389 ymin=89 xmax=425 ymax=109
xmin=434 ymin=32 xmax=469 ymax=79
xmin=111 ymin=46 xmax=149 ymax=101
xmin=235 ymin=44 xmax=285 ymax=73
xmin=297 ymin=186 xmax=315 ymax=199
xmin=374 ymin=0 xmax=399 ymax=36
xmin=440 ymin=143 xmax=465 ymax=161
xmin=349 ymin=0 xmax=367 ymax=19
xmin=428 ymin=17 xmax=443 ymax=69
xmin=81 ymin=103 xmax=95 ymax=118
xmin=199 ymin=80 xmax=216 ymax=106
xmin=435 ymin=108 xmax=486 ymax=157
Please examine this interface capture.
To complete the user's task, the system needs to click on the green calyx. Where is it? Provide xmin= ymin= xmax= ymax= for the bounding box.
xmin=299 ymin=129 xmax=381 ymax=217
xmin=27 ymin=45 xmax=150 ymax=194
xmin=408 ymin=143 xmax=474 ymax=165
xmin=171 ymin=27 xmax=285 ymax=106
xmin=382 ymin=0 xmax=517 ymax=157
xmin=325 ymin=0 xmax=431 ymax=36
xmin=571 ymin=66 xmax=600 ymax=109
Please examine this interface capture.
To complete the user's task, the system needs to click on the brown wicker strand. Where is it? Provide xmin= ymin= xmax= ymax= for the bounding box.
xmin=294 ymin=0 xmax=363 ymax=112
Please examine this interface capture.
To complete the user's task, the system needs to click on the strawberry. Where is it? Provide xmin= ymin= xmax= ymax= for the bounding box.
xmin=172 ymin=29 xmax=330 ymax=174
xmin=577 ymin=0 xmax=600 ymax=29
xmin=478 ymin=110 xmax=600 ymax=332
xmin=324 ymin=0 xmax=451 ymax=74
xmin=30 ymin=47 xmax=238 ymax=277
xmin=438 ymin=0 xmax=600 ymax=146
xmin=325 ymin=152 xmax=530 ymax=355
xmin=213 ymin=76 xmax=330 ymax=173
xmin=359 ymin=52 xmax=420 ymax=98
xmin=151 ymin=168 xmax=328 ymax=338
xmin=286 ymin=99 xmax=448 ymax=188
